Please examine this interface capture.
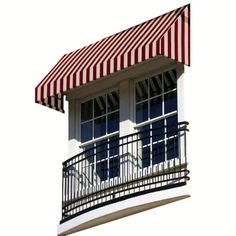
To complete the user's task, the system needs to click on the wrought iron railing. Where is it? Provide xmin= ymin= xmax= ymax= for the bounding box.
xmin=61 ymin=121 xmax=189 ymax=223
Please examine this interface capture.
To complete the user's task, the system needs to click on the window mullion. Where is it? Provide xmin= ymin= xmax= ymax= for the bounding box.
xmin=106 ymin=95 xmax=109 ymax=180
xmin=162 ymin=72 xmax=167 ymax=162
xmin=92 ymin=99 xmax=95 ymax=140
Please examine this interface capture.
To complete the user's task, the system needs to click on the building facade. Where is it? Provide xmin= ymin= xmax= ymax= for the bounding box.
xmin=35 ymin=4 xmax=190 ymax=236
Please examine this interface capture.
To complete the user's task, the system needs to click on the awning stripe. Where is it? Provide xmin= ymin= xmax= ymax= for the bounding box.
xmin=35 ymin=4 xmax=190 ymax=112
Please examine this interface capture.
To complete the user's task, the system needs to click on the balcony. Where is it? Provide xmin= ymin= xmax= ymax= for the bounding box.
xmin=61 ymin=121 xmax=189 ymax=224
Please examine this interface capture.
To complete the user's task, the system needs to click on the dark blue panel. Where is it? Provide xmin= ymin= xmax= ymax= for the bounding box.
xmin=136 ymin=101 xmax=148 ymax=123
xmin=81 ymin=121 xmax=93 ymax=142
xmin=94 ymin=116 xmax=106 ymax=138
xmin=150 ymin=96 xmax=162 ymax=119
xmin=164 ymin=91 xmax=177 ymax=114
xmin=108 ymin=112 xmax=119 ymax=133
xmin=166 ymin=115 xmax=178 ymax=137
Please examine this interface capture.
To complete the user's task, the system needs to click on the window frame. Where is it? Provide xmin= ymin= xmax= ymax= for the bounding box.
xmin=78 ymin=87 xmax=120 ymax=183
xmin=133 ymin=68 xmax=179 ymax=168
xmin=78 ymin=87 xmax=120 ymax=148
xmin=134 ymin=68 xmax=178 ymax=129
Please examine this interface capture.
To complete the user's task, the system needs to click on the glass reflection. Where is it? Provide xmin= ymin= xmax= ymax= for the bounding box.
xmin=150 ymin=74 xmax=162 ymax=97
xmin=81 ymin=100 xmax=93 ymax=122
xmin=94 ymin=95 xmax=106 ymax=117
xmin=136 ymin=79 xmax=148 ymax=102
xmin=107 ymin=91 xmax=119 ymax=112
xmin=164 ymin=69 xmax=177 ymax=92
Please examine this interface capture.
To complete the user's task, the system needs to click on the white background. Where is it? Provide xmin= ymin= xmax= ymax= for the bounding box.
xmin=1 ymin=0 xmax=236 ymax=235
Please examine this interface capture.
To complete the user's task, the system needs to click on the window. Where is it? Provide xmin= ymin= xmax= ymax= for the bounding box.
xmin=80 ymin=90 xmax=120 ymax=181
xmin=81 ymin=90 xmax=120 ymax=143
xmin=78 ymin=68 xmax=179 ymax=181
xmin=135 ymin=69 xmax=178 ymax=168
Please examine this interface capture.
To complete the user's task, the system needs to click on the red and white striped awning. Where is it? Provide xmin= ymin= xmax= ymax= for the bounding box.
xmin=35 ymin=4 xmax=190 ymax=112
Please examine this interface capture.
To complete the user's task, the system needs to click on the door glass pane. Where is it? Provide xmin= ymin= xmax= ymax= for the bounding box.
xmin=81 ymin=100 xmax=93 ymax=122
xmin=109 ymin=157 xmax=120 ymax=178
xmin=152 ymin=119 xmax=165 ymax=142
xmin=109 ymin=136 xmax=120 ymax=179
xmin=94 ymin=95 xmax=106 ymax=117
xmin=84 ymin=144 xmax=94 ymax=163
xmin=96 ymin=139 xmax=107 ymax=161
xmin=140 ymin=125 xmax=150 ymax=146
xmin=107 ymin=91 xmax=119 ymax=112
xmin=81 ymin=121 xmax=92 ymax=142
xmin=96 ymin=160 xmax=108 ymax=181
xmin=150 ymin=74 xmax=162 ymax=97
xmin=109 ymin=136 xmax=119 ymax=157
xmin=136 ymin=101 xmax=148 ymax=123
xmin=164 ymin=91 xmax=177 ymax=114
xmin=152 ymin=141 xmax=165 ymax=164
xmin=142 ymin=146 xmax=150 ymax=168
xmin=94 ymin=116 xmax=106 ymax=138
xmin=139 ymin=125 xmax=150 ymax=168
xmin=167 ymin=137 xmax=178 ymax=160
xmin=136 ymin=79 xmax=148 ymax=102
xmin=150 ymin=96 xmax=162 ymax=119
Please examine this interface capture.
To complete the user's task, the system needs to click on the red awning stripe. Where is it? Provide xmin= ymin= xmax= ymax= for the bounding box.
xmin=35 ymin=4 xmax=190 ymax=112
